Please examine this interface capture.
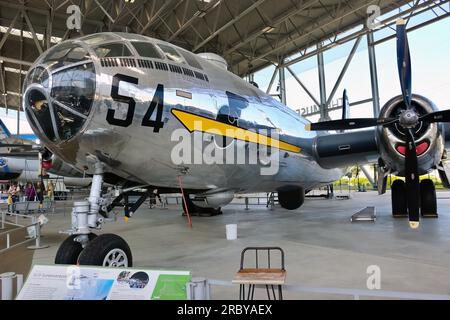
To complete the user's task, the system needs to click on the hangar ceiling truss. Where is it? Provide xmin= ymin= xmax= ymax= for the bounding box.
xmin=0 ymin=0 xmax=448 ymax=112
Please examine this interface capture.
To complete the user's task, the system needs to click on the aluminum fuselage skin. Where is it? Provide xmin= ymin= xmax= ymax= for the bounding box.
xmin=24 ymin=33 xmax=345 ymax=194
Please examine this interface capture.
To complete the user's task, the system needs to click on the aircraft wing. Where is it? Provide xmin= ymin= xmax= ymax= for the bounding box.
xmin=0 ymin=152 xmax=40 ymax=159
xmin=312 ymin=128 xmax=379 ymax=169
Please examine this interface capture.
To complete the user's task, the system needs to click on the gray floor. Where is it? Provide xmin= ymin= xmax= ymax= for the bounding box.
xmin=29 ymin=191 xmax=450 ymax=299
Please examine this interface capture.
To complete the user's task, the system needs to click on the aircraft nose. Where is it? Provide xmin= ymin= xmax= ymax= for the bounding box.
xmin=23 ymin=41 xmax=95 ymax=143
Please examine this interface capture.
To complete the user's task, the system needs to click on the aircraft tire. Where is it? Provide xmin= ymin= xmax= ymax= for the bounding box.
xmin=420 ymin=179 xmax=437 ymax=217
xmin=54 ymin=233 xmax=97 ymax=265
xmin=78 ymin=234 xmax=133 ymax=267
xmin=391 ymin=179 xmax=407 ymax=217
xmin=278 ymin=188 xmax=304 ymax=210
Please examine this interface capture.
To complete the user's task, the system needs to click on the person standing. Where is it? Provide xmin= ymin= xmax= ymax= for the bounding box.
xmin=25 ymin=182 xmax=36 ymax=201
xmin=35 ymin=182 xmax=45 ymax=204
xmin=47 ymin=181 xmax=55 ymax=201
xmin=8 ymin=183 xmax=18 ymax=203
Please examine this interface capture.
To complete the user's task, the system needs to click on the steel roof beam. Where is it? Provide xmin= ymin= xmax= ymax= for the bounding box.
xmin=140 ymin=0 xmax=176 ymax=34
xmin=224 ymin=0 xmax=320 ymax=56
xmin=168 ymin=0 xmax=222 ymax=42
xmin=193 ymin=0 xmax=267 ymax=52
xmin=246 ymin=0 xmax=378 ymax=65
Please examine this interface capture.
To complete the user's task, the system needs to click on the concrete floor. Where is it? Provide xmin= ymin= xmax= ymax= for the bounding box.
xmin=27 ymin=191 xmax=450 ymax=299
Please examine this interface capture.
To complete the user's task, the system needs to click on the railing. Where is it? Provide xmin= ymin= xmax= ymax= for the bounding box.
xmin=0 ymin=272 xmax=23 ymax=300
xmin=187 ymin=278 xmax=450 ymax=300
xmin=0 ymin=211 xmax=47 ymax=251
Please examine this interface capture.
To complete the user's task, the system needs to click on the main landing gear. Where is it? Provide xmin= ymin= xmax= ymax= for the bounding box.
xmin=391 ymin=178 xmax=438 ymax=218
xmin=277 ymin=187 xmax=305 ymax=210
xmin=55 ymin=161 xmax=133 ymax=267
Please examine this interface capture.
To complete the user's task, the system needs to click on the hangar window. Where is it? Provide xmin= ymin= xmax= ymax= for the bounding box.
xmin=179 ymin=51 xmax=203 ymax=70
xmin=157 ymin=44 xmax=184 ymax=64
xmin=131 ymin=42 xmax=163 ymax=59
xmin=94 ymin=43 xmax=132 ymax=58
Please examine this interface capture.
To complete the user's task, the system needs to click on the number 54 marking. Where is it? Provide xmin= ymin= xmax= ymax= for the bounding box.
xmin=107 ymin=73 xmax=165 ymax=132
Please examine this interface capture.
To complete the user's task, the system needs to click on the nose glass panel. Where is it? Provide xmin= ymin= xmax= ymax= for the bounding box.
xmin=52 ymin=103 xmax=85 ymax=140
xmin=25 ymin=66 xmax=49 ymax=88
xmin=27 ymin=89 xmax=56 ymax=142
xmin=51 ymin=62 xmax=95 ymax=117
xmin=24 ymin=41 xmax=95 ymax=143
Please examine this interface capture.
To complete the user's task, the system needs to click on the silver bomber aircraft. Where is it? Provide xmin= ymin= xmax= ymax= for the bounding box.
xmin=21 ymin=20 xmax=450 ymax=267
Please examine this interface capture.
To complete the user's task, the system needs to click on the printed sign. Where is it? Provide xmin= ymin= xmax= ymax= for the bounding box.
xmin=16 ymin=265 xmax=191 ymax=300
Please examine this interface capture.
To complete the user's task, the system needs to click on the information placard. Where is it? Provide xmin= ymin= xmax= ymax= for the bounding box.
xmin=16 ymin=265 xmax=191 ymax=300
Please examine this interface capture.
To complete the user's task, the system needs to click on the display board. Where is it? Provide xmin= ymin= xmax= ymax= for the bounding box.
xmin=16 ymin=265 xmax=191 ymax=300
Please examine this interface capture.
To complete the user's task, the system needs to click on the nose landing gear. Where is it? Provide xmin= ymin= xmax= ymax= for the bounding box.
xmin=54 ymin=161 xmax=133 ymax=267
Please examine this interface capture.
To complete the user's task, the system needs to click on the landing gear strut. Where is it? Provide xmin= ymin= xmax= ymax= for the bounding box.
xmin=55 ymin=161 xmax=133 ymax=267
xmin=391 ymin=178 xmax=438 ymax=219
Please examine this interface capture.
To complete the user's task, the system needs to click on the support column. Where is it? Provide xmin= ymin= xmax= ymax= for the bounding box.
xmin=278 ymin=66 xmax=286 ymax=105
xmin=17 ymin=24 xmax=24 ymax=135
xmin=367 ymin=32 xmax=381 ymax=117
xmin=317 ymin=43 xmax=329 ymax=121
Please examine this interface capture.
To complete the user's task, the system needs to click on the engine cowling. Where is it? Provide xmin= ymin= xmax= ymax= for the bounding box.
xmin=43 ymin=149 xmax=85 ymax=178
xmin=377 ymin=94 xmax=445 ymax=176
xmin=191 ymin=191 xmax=234 ymax=208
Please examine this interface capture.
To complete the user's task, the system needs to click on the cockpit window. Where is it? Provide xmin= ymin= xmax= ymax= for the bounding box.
xmin=131 ymin=42 xmax=163 ymax=59
xmin=157 ymin=44 xmax=184 ymax=64
xmin=41 ymin=43 xmax=90 ymax=70
xmin=82 ymin=33 xmax=120 ymax=45
xmin=51 ymin=63 xmax=95 ymax=117
xmin=94 ymin=43 xmax=132 ymax=58
xmin=179 ymin=50 xmax=203 ymax=70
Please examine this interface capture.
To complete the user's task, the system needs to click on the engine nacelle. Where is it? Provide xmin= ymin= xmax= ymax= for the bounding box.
xmin=44 ymin=151 xmax=85 ymax=178
xmin=377 ymin=94 xmax=444 ymax=176
xmin=191 ymin=191 xmax=234 ymax=208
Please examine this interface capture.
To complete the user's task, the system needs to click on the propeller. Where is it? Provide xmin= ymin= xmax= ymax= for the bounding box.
xmin=396 ymin=19 xmax=412 ymax=109
xmin=404 ymin=129 xmax=420 ymax=228
xmin=342 ymin=89 xmax=350 ymax=120
xmin=305 ymin=18 xmax=450 ymax=228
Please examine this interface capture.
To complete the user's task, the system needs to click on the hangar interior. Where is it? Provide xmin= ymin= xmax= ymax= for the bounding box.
xmin=1 ymin=0 xmax=450 ymax=300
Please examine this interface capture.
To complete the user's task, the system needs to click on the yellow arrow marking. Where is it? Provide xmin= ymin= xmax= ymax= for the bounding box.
xmin=171 ymin=109 xmax=301 ymax=153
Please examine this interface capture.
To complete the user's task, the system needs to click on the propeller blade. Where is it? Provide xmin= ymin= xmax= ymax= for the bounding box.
xmin=342 ymin=89 xmax=349 ymax=120
xmin=419 ymin=109 xmax=450 ymax=123
xmin=305 ymin=118 xmax=379 ymax=131
xmin=396 ymin=19 xmax=412 ymax=109
xmin=305 ymin=117 xmax=399 ymax=131
xmin=404 ymin=129 xmax=420 ymax=229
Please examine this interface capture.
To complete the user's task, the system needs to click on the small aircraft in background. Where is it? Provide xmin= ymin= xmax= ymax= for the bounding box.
xmin=20 ymin=19 xmax=450 ymax=267
xmin=0 ymin=119 xmax=90 ymax=187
